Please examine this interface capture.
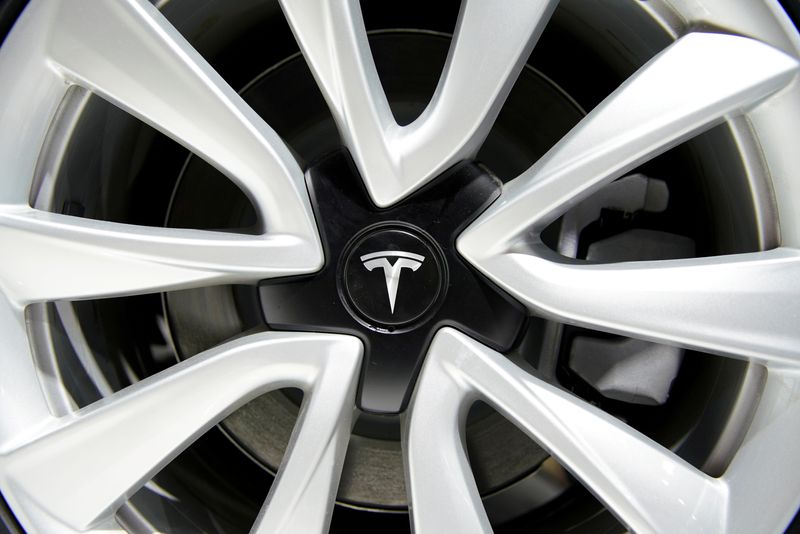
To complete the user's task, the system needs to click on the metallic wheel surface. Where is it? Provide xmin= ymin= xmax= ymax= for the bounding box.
xmin=1 ymin=0 xmax=800 ymax=533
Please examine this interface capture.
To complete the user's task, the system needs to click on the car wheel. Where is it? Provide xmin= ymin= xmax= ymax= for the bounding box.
xmin=1 ymin=1 xmax=800 ymax=533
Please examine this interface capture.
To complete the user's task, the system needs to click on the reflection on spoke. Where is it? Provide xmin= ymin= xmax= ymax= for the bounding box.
xmin=489 ymin=247 xmax=800 ymax=366
xmin=0 ymin=207 xmax=320 ymax=304
xmin=46 ymin=0 xmax=317 ymax=244
xmin=280 ymin=0 xmax=557 ymax=206
xmin=0 ymin=332 xmax=361 ymax=532
xmin=405 ymin=329 xmax=726 ymax=534
xmin=459 ymin=33 xmax=800 ymax=365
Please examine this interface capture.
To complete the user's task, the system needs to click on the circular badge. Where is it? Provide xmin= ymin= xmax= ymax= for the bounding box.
xmin=341 ymin=224 xmax=446 ymax=329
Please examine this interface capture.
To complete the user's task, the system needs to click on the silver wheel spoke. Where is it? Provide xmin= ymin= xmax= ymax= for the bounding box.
xmin=47 ymin=0 xmax=316 ymax=238
xmin=405 ymin=328 xmax=726 ymax=534
xmin=0 ymin=332 xmax=362 ymax=532
xmin=0 ymin=207 xmax=319 ymax=304
xmin=251 ymin=341 xmax=358 ymax=534
xmin=487 ymin=246 xmax=800 ymax=366
xmin=0 ymin=296 xmax=52 ymax=445
xmin=403 ymin=332 xmax=491 ymax=534
xmin=460 ymin=32 xmax=798 ymax=251
xmin=279 ymin=0 xmax=555 ymax=207
xmin=459 ymin=32 xmax=800 ymax=365
xmin=723 ymin=368 xmax=800 ymax=534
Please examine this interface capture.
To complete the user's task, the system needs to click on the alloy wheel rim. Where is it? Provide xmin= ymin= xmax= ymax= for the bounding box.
xmin=1 ymin=1 xmax=800 ymax=533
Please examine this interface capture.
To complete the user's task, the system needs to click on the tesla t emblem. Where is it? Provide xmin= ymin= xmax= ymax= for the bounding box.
xmin=360 ymin=251 xmax=425 ymax=314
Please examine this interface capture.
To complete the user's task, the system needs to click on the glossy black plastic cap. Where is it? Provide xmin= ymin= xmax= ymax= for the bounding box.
xmin=341 ymin=224 xmax=446 ymax=329
xmin=259 ymin=151 xmax=526 ymax=414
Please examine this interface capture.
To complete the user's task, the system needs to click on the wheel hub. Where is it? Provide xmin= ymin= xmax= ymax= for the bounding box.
xmin=259 ymin=151 xmax=527 ymax=413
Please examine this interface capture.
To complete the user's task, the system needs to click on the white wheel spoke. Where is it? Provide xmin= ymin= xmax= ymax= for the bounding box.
xmin=0 ymin=206 xmax=319 ymax=304
xmin=0 ymin=332 xmax=362 ymax=533
xmin=460 ymin=32 xmax=798 ymax=253
xmin=251 ymin=341 xmax=358 ymax=534
xmin=279 ymin=0 xmax=556 ymax=207
xmin=0 ymin=295 xmax=52 ymax=447
xmin=403 ymin=334 xmax=490 ymax=534
xmin=486 ymin=247 xmax=800 ymax=366
xmin=459 ymin=32 xmax=800 ymax=366
xmin=46 ymin=0 xmax=316 ymax=239
xmin=405 ymin=329 xmax=726 ymax=534
xmin=723 ymin=368 xmax=800 ymax=534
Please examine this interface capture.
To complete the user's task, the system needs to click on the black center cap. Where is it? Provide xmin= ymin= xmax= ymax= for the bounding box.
xmin=259 ymin=151 xmax=527 ymax=414
xmin=342 ymin=224 xmax=446 ymax=329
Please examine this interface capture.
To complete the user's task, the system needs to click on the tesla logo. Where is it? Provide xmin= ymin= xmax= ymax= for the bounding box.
xmin=361 ymin=251 xmax=425 ymax=314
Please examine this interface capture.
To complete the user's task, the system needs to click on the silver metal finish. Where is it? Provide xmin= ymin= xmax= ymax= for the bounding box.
xmin=46 ymin=0 xmax=316 ymax=238
xmin=1 ymin=0 xmax=800 ymax=533
xmin=361 ymin=251 xmax=425 ymax=314
xmin=278 ymin=0 xmax=558 ymax=206
xmin=0 ymin=0 xmax=323 ymax=305
xmin=405 ymin=329 xmax=800 ymax=534
xmin=406 ymin=329 xmax=723 ymax=533
xmin=0 ymin=332 xmax=362 ymax=533
xmin=0 ymin=1 xmax=348 ymax=532
xmin=458 ymin=33 xmax=800 ymax=365
xmin=0 ymin=208 xmax=321 ymax=303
